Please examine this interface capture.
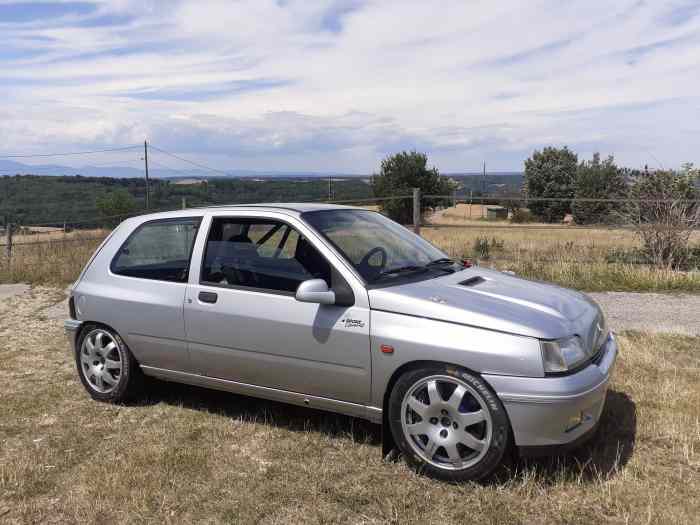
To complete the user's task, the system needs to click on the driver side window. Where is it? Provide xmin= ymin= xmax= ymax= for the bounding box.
xmin=201 ymin=217 xmax=331 ymax=294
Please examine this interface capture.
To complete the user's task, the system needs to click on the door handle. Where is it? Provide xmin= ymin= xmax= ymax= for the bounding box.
xmin=198 ymin=291 xmax=218 ymax=304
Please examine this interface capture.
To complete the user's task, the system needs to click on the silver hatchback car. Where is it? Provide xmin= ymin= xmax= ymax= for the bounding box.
xmin=65 ymin=203 xmax=617 ymax=481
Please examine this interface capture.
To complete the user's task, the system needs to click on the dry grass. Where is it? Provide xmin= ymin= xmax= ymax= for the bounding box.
xmin=0 ymin=228 xmax=108 ymax=246
xmin=0 ymin=288 xmax=699 ymax=523
xmin=422 ymin=206 xmax=700 ymax=292
xmin=1 ymin=208 xmax=700 ymax=292
xmin=432 ymin=203 xmax=495 ymax=222
xmin=0 ymin=233 xmax=106 ymax=285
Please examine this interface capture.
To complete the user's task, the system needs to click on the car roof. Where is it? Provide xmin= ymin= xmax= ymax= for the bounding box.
xmin=200 ymin=202 xmax=361 ymax=213
xmin=124 ymin=202 xmax=365 ymax=223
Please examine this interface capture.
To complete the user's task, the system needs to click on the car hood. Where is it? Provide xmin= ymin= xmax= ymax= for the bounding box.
xmin=367 ymin=267 xmax=601 ymax=341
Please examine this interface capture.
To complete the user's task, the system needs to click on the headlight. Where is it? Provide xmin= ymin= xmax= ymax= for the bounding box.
xmin=541 ymin=336 xmax=588 ymax=373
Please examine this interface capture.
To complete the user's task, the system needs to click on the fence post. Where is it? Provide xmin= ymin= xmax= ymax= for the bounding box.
xmin=182 ymin=197 xmax=187 ymax=210
xmin=412 ymin=187 xmax=421 ymax=235
xmin=5 ymin=222 xmax=12 ymax=267
xmin=452 ymin=190 xmax=457 ymax=208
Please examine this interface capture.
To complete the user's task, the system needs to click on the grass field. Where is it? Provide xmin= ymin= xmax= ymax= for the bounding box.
xmin=422 ymin=206 xmax=700 ymax=292
xmin=1 ymin=288 xmax=698 ymax=524
xmin=0 ymin=232 xmax=105 ymax=285
xmin=0 ymin=228 xmax=109 ymax=246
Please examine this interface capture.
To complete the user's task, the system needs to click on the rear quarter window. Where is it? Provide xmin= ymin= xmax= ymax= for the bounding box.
xmin=110 ymin=218 xmax=201 ymax=282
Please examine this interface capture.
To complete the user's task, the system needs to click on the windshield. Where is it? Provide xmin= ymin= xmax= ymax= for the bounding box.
xmin=302 ymin=209 xmax=451 ymax=284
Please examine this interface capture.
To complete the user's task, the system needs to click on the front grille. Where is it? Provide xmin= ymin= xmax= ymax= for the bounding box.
xmin=591 ymin=337 xmax=609 ymax=366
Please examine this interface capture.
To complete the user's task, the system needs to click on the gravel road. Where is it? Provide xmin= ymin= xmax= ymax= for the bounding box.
xmin=0 ymin=283 xmax=29 ymax=301
xmin=0 ymin=284 xmax=697 ymax=336
xmin=588 ymin=292 xmax=699 ymax=337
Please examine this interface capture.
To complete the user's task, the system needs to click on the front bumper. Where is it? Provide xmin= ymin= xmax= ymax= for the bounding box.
xmin=64 ymin=319 xmax=83 ymax=352
xmin=483 ymin=333 xmax=618 ymax=449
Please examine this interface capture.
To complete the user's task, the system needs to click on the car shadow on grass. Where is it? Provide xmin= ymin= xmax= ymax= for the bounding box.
xmin=133 ymin=381 xmax=635 ymax=484
xmin=135 ymin=378 xmax=383 ymax=446
xmin=507 ymin=389 xmax=637 ymax=484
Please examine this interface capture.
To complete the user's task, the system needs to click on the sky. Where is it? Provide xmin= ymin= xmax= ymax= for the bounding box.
xmin=1 ymin=0 xmax=699 ymax=174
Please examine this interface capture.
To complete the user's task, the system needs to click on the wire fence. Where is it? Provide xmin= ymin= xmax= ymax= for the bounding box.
xmin=2 ymin=193 xmax=699 ymax=272
xmin=10 ymin=194 xmax=700 ymax=230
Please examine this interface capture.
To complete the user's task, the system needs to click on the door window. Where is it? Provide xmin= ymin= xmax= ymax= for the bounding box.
xmin=201 ymin=218 xmax=330 ymax=293
xmin=111 ymin=218 xmax=201 ymax=282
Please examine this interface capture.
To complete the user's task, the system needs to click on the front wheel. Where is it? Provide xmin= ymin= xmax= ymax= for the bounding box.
xmin=388 ymin=364 xmax=511 ymax=481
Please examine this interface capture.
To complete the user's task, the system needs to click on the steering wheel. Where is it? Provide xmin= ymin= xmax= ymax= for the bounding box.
xmin=359 ymin=246 xmax=388 ymax=277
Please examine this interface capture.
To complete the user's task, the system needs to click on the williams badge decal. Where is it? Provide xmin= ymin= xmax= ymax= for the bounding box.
xmin=341 ymin=318 xmax=365 ymax=328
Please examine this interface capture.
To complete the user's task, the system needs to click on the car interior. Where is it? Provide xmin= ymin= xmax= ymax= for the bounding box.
xmin=201 ymin=218 xmax=332 ymax=293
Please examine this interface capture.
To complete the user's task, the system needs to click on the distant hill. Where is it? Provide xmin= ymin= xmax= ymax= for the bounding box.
xmin=0 ymin=161 xmax=526 ymax=226
xmin=0 ymin=159 xmax=526 ymax=183
xmin=0 ymin=159 xmax=366 ymax=180
xmin=0 ymin=174 xmax=373 ymax=226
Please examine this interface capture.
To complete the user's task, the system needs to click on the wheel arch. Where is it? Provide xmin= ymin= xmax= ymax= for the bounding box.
xmin=381 ymin=360 xmax=484 ymax=417
xmin=380 ymin=359 xmax=513 ymax=459
xmin=76 ymin=321 xmax=139 ymax=363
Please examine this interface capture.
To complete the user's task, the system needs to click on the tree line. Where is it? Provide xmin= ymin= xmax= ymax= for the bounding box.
xmin=369 ymin=149 xmax=699 ymax=268
xmin=523 ymin=146 xmax=699 ymax=224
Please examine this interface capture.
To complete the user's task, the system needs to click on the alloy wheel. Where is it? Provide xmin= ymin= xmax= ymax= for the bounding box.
xmin=80 ymin=329 xmax=122 ymax=394
xmin=400 ymin=375 xmax=493 ymax=471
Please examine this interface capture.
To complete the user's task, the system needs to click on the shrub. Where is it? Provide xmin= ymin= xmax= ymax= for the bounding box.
xmin=471 ymin=236 xmax=505 ymax=260
xmin=619 ymin=166 xmax=700 ymax=269
xmin=510 ymin=208 xmax=535 ymax=223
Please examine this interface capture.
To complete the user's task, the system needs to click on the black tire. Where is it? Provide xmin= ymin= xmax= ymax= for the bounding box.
xmin=388 ymin=363 xmax=511 ymax=482
xmin=75 ymin=323 xmax=144 ymax=403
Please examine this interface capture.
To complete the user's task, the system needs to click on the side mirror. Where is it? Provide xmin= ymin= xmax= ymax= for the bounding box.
xmin=295 ymin=279 xmax=336 ymax=305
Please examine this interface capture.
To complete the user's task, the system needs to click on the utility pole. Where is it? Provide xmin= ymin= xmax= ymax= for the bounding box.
xmin=482 ymin=161 xmax=487 ymax=218
xmin=412 ymin=187 xmax=421 ymax=235
xmin=4 ymin=218 xmax=12 ymax=267
xmin=143 ymin=140 xmax=150 ymax=210
xmin=328 ymin=175 xmax=332 ymax=201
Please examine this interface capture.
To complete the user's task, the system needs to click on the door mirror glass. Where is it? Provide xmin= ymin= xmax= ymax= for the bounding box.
xmin=295 ymin=279 xmax=336 ymax=305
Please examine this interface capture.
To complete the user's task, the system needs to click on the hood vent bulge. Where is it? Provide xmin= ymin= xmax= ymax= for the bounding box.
xmin=459 ymin=276 xmax=486 ymax=287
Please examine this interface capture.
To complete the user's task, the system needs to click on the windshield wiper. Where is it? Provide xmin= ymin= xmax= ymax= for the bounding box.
xmin=426 ymin=258 xmax=455 ymax=266
xmin=425 ymin=258 xmax=458 ymax=273
xmin=370 ymin=265 xmax=428 ymax=282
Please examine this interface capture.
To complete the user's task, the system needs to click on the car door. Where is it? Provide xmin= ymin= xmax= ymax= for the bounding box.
xmin=183 ymin=212 xmax=371 ymax=405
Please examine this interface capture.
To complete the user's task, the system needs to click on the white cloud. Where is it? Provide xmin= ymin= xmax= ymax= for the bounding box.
xmin=1 ymin=0 xmax=699 ymax=172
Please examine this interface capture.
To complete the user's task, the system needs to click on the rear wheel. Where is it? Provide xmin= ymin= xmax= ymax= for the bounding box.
xmin=75 ymin=325 xmax=142 ymax=402
xmin=388 ymin=364 xmax=511 ymax=481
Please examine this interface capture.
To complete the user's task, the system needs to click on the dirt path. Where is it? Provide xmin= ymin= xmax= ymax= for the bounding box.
xmin=0 ymin=283 xmax=29 ymax=301
xmin=588 ymin=292 xmax=700 ymax=337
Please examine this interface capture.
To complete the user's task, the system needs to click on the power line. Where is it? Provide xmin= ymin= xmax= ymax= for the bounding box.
xmin=148 ymin=144 xmax=231 ymax=176
xmin=0 ymin=145 xmax=141 ymax=159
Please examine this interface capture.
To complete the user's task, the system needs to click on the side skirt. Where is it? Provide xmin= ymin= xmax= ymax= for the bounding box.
xmin=141 ymin=365 xmax=383 ymax=424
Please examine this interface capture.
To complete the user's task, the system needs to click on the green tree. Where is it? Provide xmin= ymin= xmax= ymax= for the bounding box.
xmin=572 ymin=153 xmax=627 ymax=224
xmin=95 ymin=188 xmax=136 ymax=224
xmin=371 ymin=151 xmax=452 ymax=224
xmin=524 ymin=146 xmax=578 ymax=222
